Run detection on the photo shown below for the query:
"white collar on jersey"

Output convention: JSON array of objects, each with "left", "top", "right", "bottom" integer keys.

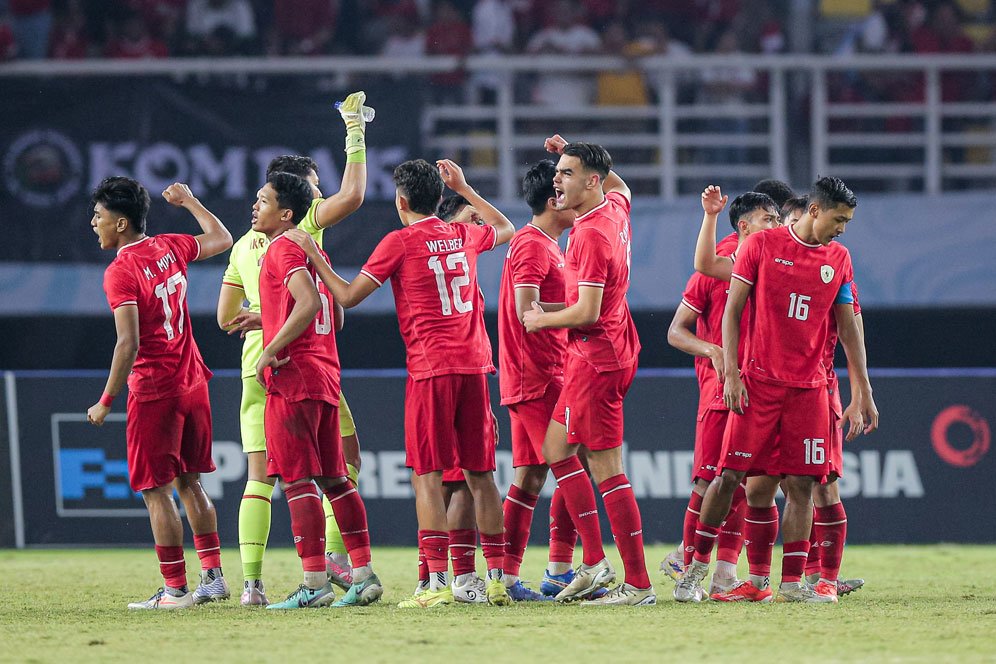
[
  {"left": 117, "top": 236, "right": 151, "bottom": 255},
  {"left": 408, "top": 215, "right": 441, "bottom": 227},
  {"left": 788, "top": 223, "right": 821, "bottom": 248},
  {"left": 573, "top": 196, "right": 609, "bottom": 223},
  {"left": 527, "top": 223, "right": 558, "bottom": 244}
]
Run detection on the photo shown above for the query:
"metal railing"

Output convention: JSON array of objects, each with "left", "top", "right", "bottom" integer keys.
[{"left": 3, "top": 54, "right": 994, "bottom": 199}]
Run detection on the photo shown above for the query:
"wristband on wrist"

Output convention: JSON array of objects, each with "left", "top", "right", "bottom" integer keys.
[{"left": 99, "top": 392, "right": 114, "bottom": 408}]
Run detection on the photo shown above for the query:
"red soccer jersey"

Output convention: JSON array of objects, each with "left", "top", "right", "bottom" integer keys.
[
  {"left": 562, "top": 192, "right": 641, "bottom": 372},
  {"left": 498, "top": 223, "right": 567, "bottom": 405},
  {"left": 258, "top": 235, "right": 340, "bottom": 404},
  {"left": 102, "top": 235, "right": 211, "bottom": 402},
  {"left": 680, "top": 241, "right": 746, "bottom": 415},
  {"left": 731, "top": 224, "right": 854, "bottom": 388},
  {"left": 361, "top": 217, "right": 498, "bottom": 380},
  {"left": 716, "top": 231, "right": 738, "bottom": 255}
]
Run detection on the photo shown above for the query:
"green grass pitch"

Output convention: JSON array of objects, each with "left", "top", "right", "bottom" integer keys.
[{"left": 2, "top": 544, "right": 995, "bottom": 663}]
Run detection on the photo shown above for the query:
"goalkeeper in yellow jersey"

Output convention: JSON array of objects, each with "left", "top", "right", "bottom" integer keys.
[{"left": 217, "top": 92, "right": 370, "bottom": 606}]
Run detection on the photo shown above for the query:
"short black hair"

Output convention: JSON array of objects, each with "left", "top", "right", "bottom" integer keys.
[
  {"left": 752, "top": 178, "right": 795, "bottom": 209},
  {"left": 266, "top": 155, "right": 319, "bottom": 179},
  {"left": 394, "top": 159, "right": 443, "bottom": 216},
  {"left": 437, "top": 194, "right": 469, "bottom": 222},
  {"left": 728, "top": 191, "right": 777, "bottom": 232},
  {"left": 522, "top": 159, "right": 557, "bottom": 216},
  {"left": 562, "top": 142, "right": 612, "bottom": 180},
  {"left": 267, "top": 171, "right": 313, "bottom": 224},
  {"left": 91, "top": 176, "right": 150, "bottom": 234},
  {"left": 809, "top": 176, "right": 857, "bottom": 211},
  {"left": 781, "top": 194, "right": 809, "bottom": 219}
]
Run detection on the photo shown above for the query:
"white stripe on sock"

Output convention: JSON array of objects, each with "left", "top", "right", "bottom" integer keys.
[
  {"left": 506, "top": 496, "right": 535, "bottom": 510},
  {"left": 813, "top": 519, "right": 847, "bottom": 526},
  {"left": 601, "top": 483, "right": 632, "bottom": 499},
  {"left": 287, "top": 492, "right": 321, "bottom": 503},
  {"left": 694, "top": 530, "right": 719, "bottom": 538},
  {"left": 558, "top": 468, "right": 585, "bottom": 482},
  {"left": 329, "top": 488, "right": 358, "bottom": 502}
]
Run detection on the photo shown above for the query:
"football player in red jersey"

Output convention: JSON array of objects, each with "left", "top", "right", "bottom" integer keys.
[
  {"left": 522, "top": 136, "right": 654, "bottom": 606},
  {"left": 676, "top": 176, "right": 879, "bottom": 603},
  {"left": 660, "top": 189, "right": 778, "bottom": 594},
  {"left": 290, "top": 158, "right": 515, "bottom": 608},
  {"left": 87, "top": 177, "right": 233, "bottom": 609},
  {"left": 253, "top": 171, "right": 381, "bottom": 610}
]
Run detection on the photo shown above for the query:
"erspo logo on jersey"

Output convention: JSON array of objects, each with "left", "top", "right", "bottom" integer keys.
[{"left": 2, "top": 129, "right": 408, "bottom": 208}]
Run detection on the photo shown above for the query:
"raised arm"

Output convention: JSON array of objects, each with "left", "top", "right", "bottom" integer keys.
[
  {"left": 836, "top": 303, "right": 878, "bottom": 440},
  {"left": 284, "top": 229, "right": 379, "bottom": 309},
  {"left": 721, "top": 278, "right": 751, "bottom": 414},
  {"left": 87, "top": 305, "right": 139, "bottom": 427},
  {"left": 668, "top": 303, "right": 724, "bottom": 380},
  {"left": 437, "top": 159, "right": 515, "bottom": 246},
  {"left": 162, "top": 183, "right": 233, "bottom": 260},
  {"left": 313, "top": 91, "right": 369, "bottom": 228},
  {"left": 694, "top": 185, "right": 733, "bottom": 281},
  {"left": 544, "top": 133, "right": 629, "bottom": 202}
]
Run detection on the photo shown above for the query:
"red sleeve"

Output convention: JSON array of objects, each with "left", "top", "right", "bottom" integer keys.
[
  {"left": 572, "top": 227, "right": 612, "bottom": 288},
  {"left": 466, "top": 223, "right": 498, "bottom": 255},
  {"left": 103, "top": 263, "right": 138, "bottom": 311},
  {"left": 730, "top": 230, "right": 763, "bottom": 287},
  {"left": 680, "top": 272, "right": 710, "bottom": 314},
  {"left": 360, "top": 231, "right": 405, "bottom": 286},
  {"left": 161, "top": 233, "right": 201, "bottom": 264},
  {"left": 851, "top": 281, "right": 861, "bottom": 316},
  {"left": 840, "top": 248, "right": 854, "bottom": 285},
  {"left": 509, "top": 236, "right": 547, "bottom": 289},
  {"left": 270, "top": 240, "right": 309, "bottom": 288},
  {"left": 606, "top": 191, "right": 631, "bottom": 215}
]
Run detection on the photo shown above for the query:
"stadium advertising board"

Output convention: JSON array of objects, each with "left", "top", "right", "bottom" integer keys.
[{"left": 1, "top": 370, "right": 993, "bottom": 547}]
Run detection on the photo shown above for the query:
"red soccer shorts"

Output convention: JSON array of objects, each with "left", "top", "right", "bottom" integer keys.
[
  {"left": 552, "top": 354, "right": 637, "bottom": 451},
  {"left": 405, "top": 373, "right": 496, "bottom": 476},
  {"left": 265, "top": 394, "right": 346, "bottom": 483},
  {"left": 442, "top": 467, "right": 465, "bottom": 484},
  {"left": 508, "top": 377, "right": 563, "bottom": 467},
  {"left": 692, "top": 408, "right": 730, "bottom": 483},
  {"left": 719, "top": 374, "right": 830, "bottom": 478},
  {"left": 126, "top": 381, "right": 214, "bottom": 492},
  {"left": 828, "top": 384, "right": 844, "bottom": 478}
]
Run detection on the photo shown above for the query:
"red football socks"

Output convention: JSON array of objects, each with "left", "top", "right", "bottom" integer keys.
[
  {"left": 745, "top": 505, "right": 779, "bottom": 579},
  {"left": 449, "top": 529, "right": 477, "bottom": 576},
  {"left": 814, "top": 502, "right": 848, "bottom": 582},
  {"left": 805, "top": 506, "right": 822, "bottom": 577},
  {"left": 419, "top": 530, "right": 449, "bottom": 574},
  {"left": 548, "top": 486, "right": 577, "bottom": 564},
  {"left": 550, "top": 456, "right": 604, "bottom": 565},
  {"left": 480, "top": 531, "right": 506, "bottom": 576},
  {"left": 323, "top": 480, "right": 371, "bottom": 568},
  {"left": 193, "top": 532, "right": 221, "bottom": 570},
  {"left": 781, "top": 540, "right": 811, "bottom": 583},
  {"left": 692, "top": 521, "right": 720, "bottom": 565},
  {"left": 717, "top": 484, "right": 746, "bottom": 566},
  {"left": 503, "top": 485, "right": 538, "bottom": 577},
  {"left": 599, "top": 474, "right": 651, "bottom": 588},
  {"left": 284, "top": 483, "right": 326, "bottom": 572},
  {"left": 682, "top": 491, "right": 704, "bottom": 566},
  {"left": 155, "top": 544, "right": 187, "bottom": 589}
]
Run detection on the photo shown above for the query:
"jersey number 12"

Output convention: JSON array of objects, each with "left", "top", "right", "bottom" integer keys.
[{"left": 428, "top": 252, "right": 473, "bottom": 316}]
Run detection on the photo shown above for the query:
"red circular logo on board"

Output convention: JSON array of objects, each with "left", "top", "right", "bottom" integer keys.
[{"left": 931, "top": 405, "right": 990, "bottom": 468}]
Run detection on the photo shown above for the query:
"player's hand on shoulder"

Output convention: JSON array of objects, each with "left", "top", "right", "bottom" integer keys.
[
  {"left": 162, "top": 183, "right": 195, "bottom": 207},
  {"left": 285, "top": 228, "right": 319, "bottom": 257},
  {"left": 87, "top": 402, "right": 110, "bottom": 427},
  {"left": 544, "top": 134, "right": 568, "bottom": 155},
  {"left": 436, "top": 159, "right": 469, "bottom": 193},
  {"left": 701, "top": 185, "right": 728, "bottom": 215}
]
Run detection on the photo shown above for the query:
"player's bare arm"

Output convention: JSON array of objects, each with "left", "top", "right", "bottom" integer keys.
[
  {"left": 314, "top": 91, "right": 369, "bottom": 229},
  {"left": 694, "top": 185, "right": 733, "bottom": 281},
  {"left": 544, "top": 133, "right": 630, "bottom": 201},
  {"left": 436, "top": 159, "right": 515, "bottom": 245},
  {"left": 836, "top": 302, "right": 879, "bottom": 439},
  {"left": 87, "top": 305, "right": 139, "bottom": 427},
  {"left": 668, "top": 302, "right": 724, "bottom": 380},
  {"left": 522, "top": 285, "right": 602, "bottom": 333},
  {"left": 334, "top": 301, "right": 344, "bottom": 332},
  {"left": 284, "top": 228, "right": 378, "bottom": 308},
  {"left": 217, "top": 283, "right": 247, "bottom": 331},
  {"left": 721, "top": 278, "right": 751, "bottom": 414},
  {"left": 162, "top": 182, "right": 233, "bottom": 259},
  {"left": 255, "top": 270, "right": 321, "bottom": 387}
]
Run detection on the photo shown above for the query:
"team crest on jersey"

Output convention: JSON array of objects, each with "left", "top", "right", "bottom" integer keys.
[{"left": 820, "top": 265, "right": 834, "bottom": 283}]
